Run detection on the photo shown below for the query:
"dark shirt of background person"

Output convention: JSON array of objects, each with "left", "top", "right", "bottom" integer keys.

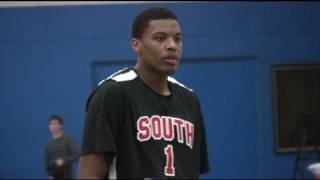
[{"left": 44, "top": 115, "right": 79, "bottom": 179}]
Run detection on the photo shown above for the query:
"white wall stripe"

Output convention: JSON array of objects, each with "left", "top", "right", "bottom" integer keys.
[{"left": 0, "top": 1, "right": 190, "bottom": 8}]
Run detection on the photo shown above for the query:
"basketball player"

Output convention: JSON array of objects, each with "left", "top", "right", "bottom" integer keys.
[{"left": 78, "top": 7, "right": 209, "bottom": 179}]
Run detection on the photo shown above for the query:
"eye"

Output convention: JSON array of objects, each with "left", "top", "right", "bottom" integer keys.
[
  {"left": 155, "top": 36, "right": 165, "bottom": 42},
  {"left": 175, "top": 36, "right": 182, "bottom": 42}
]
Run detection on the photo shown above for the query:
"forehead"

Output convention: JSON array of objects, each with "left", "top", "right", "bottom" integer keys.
[
  {"left": 49, "top": 119, "right": 61, "bottom": 124},
  {"left": 144, "top": 19, "right": 181, "bottom": 35}
]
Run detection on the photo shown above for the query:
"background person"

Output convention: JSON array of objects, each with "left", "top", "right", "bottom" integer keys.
[{"left": 44, "top": 115, "right": 79, "bottom": 179}]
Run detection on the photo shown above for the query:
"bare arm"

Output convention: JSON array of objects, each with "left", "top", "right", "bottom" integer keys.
[{"left": 78, "top": 154, "right": 107, "bottom": 179}]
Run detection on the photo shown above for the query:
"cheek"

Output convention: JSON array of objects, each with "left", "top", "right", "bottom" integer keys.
[
  {"left": 178, "top": 42, "right": 182, "bottom": 51},
  {"left": 50, "top": 125, "right": 59, "bottom": 130},
  {"left": 142, "top": 43, "right": 163, "bottom": 58}
]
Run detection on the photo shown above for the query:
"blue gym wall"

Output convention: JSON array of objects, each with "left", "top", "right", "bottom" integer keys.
[{"left": 1, "top": 2, "right": 320, "bottom": 178}]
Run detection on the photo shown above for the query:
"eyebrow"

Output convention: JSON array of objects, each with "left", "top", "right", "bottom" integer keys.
[{"left": 153, "top": 31, "right": 182, "bottom": 36}]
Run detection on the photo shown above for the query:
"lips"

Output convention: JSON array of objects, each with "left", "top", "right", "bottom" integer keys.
[{"left": 163, "top": 55, "right": 179, "bottom": 65}]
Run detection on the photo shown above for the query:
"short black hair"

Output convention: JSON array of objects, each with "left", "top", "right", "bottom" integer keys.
[
  {"left": 48, "top": 115, "right": 64, "bottom": 125},
  {"left": 132, "top": 7, "right": 178, "bottom": 39}
]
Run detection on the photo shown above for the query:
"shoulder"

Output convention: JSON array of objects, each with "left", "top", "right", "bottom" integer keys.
[
  {"left": 98, "top": 67, "right": 138, "bottom": 85},
  {"left": 168, "top": 76, "right": 201, "bottom": 103},
  {"left": 96, "top": 68, "right": 137, "bottom": 95},
  {"left": 62, "top": 134, "right": 74, "bottom": 141},
  {"left": 86, "top": 68, "right": 135, "bottom": 110},
  {"left": 168, "top": 76, "right": 193, "bottom": 92},
  {"left": 46, "top": 139, "right": 54, "bottom": 147},
  {"left": 168, "top": 76, "right": 194, "bottom": 95}
]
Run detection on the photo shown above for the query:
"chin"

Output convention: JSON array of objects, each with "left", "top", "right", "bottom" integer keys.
[{"left": 161, "top": 66, "right": 178, "bottom": 76}]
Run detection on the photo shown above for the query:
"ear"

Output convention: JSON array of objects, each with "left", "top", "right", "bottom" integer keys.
[{"left": 131, "top": 38, "right": 141, "bottom": 55}]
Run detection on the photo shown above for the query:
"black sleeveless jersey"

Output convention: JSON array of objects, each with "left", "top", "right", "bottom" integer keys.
[{"left": 81, "top": 68, "right": 209, "bottom": 179}]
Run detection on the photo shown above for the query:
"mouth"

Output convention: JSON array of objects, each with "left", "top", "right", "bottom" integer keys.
[{"left": 163, "top": 55, "right": 179, "bottom": 66}]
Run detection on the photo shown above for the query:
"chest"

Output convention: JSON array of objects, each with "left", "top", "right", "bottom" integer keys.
[
  {"left": 47, "top": 139, "right": 69, "bottom": 155},
  {"left": 122, "top": 85, "right": 199, "bottom": 148}
]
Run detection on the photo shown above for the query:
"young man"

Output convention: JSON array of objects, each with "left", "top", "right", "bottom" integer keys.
[
  {"left": 44, "top": 115, "right": 79, "bottom": 179},
  {"left": 79, "top": 7, "right": 209, "bottom": 179}
]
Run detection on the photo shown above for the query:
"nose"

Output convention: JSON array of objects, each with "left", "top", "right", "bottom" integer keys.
[{"left": 166, "top": 38, "right": 178, "bottom": 51}]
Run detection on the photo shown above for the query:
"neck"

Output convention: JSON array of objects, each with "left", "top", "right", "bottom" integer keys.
[
  {"left": 52, "top": 131, "right": 63, "bottom": 139},
  {"left": 134, "top": 63, "right": 171, "bottom": 96}
]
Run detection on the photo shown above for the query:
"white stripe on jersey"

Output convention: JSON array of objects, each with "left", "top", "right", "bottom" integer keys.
[
  {"left": 110, "top": 70, "right": 137, "bottom": 82},
  {"left": 98, "top": 68, "right": 137, "bottom": 85},
  {"left": 108, "top": 156, "right": 117, "bottom": 179},
  {"left": 98, "top": 68, "right": 192, "bottom": 92},
  {"left": 98, "top": 67, "right": 128, "bottom": 86},
  {"left": 168, "top": 76, "right": 193, "bottom": 92}
]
